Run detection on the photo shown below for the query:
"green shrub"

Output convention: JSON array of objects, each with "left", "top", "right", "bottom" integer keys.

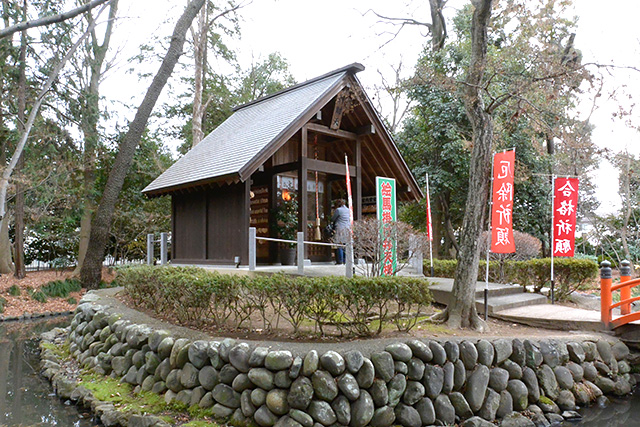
[
  {"left": 0, "top": 296, "right": 5, "bottom": 313},
  {"left": 427, "top": 257, "right": 598, "bottom": 301},
  {"left": 117, "top": 266, "right": 433, "bottom": 338},
  {"left": 31, "top": 291, "right": 47, "bottom": 303},
  {"left": 7, "top": 285, "right": 20, "bottom": 296},
  {"left": 41, "top": 279, "right": 82, "bottom": 298}
]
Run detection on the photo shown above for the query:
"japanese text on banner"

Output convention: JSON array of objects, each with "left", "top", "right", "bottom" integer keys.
[
  {"left": 553, "top": 177, "right": 579, "bottom": 257},
  {"left": 376, "top": 177, "right": 397, "bottom": 276},
  {"left": 490, "top": 150, "right": 516, "bottom": 253}
]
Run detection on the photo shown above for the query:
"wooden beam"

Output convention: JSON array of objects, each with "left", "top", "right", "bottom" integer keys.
[
  {"left": 299, "top": 126, "right": 308, "bottom": 258},
  {"left": 356, "top": 124, "right": 375, "bottom": 135},
  {"left": 355, "top": 139, "right": 362, "bottom": 220},
  {"left": 307, "top": 158, "right": 356, "bottom": 176},
  {"left": 330, "top": 90, "right": 349, "bottom": 130},
  {"left": 306, "top": 122, "right": 357, "bottom": 140}
]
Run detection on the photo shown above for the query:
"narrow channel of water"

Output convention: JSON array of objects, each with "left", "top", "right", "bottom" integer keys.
[{"left": 0, "top": 317, "right": 95, "bottom": 427}]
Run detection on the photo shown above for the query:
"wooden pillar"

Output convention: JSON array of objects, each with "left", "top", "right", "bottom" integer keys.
[
  {"left": 241, "top": 179, "right": 251, "bottom": 264},
  {"left": 299, "top": 127, "right": 308, "bottom": 258},
  {"left": 355, "top": 138, "right": 362, "bottom": 221}
]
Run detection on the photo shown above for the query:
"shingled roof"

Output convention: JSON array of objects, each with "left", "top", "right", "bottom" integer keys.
[
  {"left": 143, "top": 63, "right": 422, "bottom": 200},
  {"left": 143, "top": 64, "right": 364, "bottom": 196}
]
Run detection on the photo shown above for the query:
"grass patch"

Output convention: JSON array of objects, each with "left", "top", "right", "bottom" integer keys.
[
  {"left": 40, "top": 341, "right": 71, "bottom": 359},
  {"left": 80, "top": 373, "right": 166, "bottom": 415},
  {"left": 8, "top": 285, "right": 20, "bottom": 296},
  {"left": 30, "top": 290, "right": 47, "bottom": 303},
  {"left": 67, "top": 297, "right": 77, "bottom": 305},
  {"left": 0, "top": 296, "right": 5, "bottom": 313},
  {"left": 41, "top": 279, "right": 82, "bottom": 298},
  {"left": 182, "top": 420, "right": 221, "bottom": 427}
]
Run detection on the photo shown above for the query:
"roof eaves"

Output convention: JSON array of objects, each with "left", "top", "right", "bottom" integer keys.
[
  {"left": 232, "top": 62, "right": 365, "bottom": 113},
  {"left": 237, "top": 73, "right": 350, "bottom": 181}
]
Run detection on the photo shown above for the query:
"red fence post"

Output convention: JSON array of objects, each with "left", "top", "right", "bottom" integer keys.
[
  {"left": 600, "top": 260, "right": 612, "bottom": 328},
  {"left": 620, "top": 260, "right": 632, "bottom": 315}
]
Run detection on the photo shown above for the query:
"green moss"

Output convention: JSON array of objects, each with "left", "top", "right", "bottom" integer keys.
[
  {"left": 538, "top": 395, "right": 554, "bottom": 405},
  {"left": 80, "top": 373, "right": 166, "bottom": 415},
  {"left": 40, "top": 341, "right": 71, "bottom": 359},
  {"left": 182, "top": 420, "right": 221, "bottom": 427}
]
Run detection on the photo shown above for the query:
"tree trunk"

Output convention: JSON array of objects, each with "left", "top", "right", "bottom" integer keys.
[
  {"left": 0, "top": 216, "right": 14, "bottom": 274},
  {"left": 14, "top": 0, "right": 27, "bottom": 279},
  {"left": 434, "top": 0, "right": 493, "bottom": 331},
  {"left": 191, "top": 5, "right": 206, "bottom": 147},
  {"left": 80, "top": 0, "right": 207, "bottom": 289},
  {"left": 620, "top": 154, "right": 632, "bottom": 262},
  {"left": 73, "top": 0, "right": 118, "bottom": 276}
]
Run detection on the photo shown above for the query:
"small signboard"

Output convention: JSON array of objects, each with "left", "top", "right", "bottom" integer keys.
[{"left": 376, "top": 176, "right": 397, "bottom": 276}]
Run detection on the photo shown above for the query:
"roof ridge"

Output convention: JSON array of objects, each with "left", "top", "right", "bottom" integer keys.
[{"left": 232, "top": 62, "right": 365, "bottom": 112}]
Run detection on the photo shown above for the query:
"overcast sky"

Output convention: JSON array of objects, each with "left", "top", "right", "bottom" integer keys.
[{"left": 104, "top": 0, "right": 640, "bottom": 214}]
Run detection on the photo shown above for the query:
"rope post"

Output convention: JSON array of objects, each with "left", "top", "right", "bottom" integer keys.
[
  {"left": 345, "top": 244, "right": 353, "bottom": 278},
  {"left": 620, "top": 260, "right": 632, "bottom": 315},
  {"left": 249, "top": 227, "right": 257, "bottom": 271},
  {"left": 146, "top": 234, "right": 154, "bottom": 265},
  {"left": 600, "top": 260, "right": 612, "bottom": 329},
  {"left": 160, "top": 232, "right": 168, "bottom": 265},
  {"left": 297, "top": 232, "right": 305, "bottom": 275}
]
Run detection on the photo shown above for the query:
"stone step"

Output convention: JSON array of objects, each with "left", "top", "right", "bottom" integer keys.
[
  {"left": 477, "top": 293, "right": 549, "bottom": 315},
  {"left": 428, "top": 277, "right": 526, "bottom": 307}
]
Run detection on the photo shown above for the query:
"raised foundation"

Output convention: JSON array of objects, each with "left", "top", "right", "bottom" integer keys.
[{"left": 40, "top": 299, "right": 638, "bottom": 427}]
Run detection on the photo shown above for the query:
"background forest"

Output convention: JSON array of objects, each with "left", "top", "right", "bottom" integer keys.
[{"left": 0, "top": 0, "right": 637, "bottom": 284}]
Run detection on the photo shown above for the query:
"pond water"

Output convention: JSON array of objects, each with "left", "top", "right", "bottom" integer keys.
[
  {"left": 1, "top": 316, "right": 640, "bottom": 426},
  {"left": 0, "top": 316, "right": 95, "bottom": 427},
  {"left": 567, "top": 386, "right": 640, "bottom": 426}
]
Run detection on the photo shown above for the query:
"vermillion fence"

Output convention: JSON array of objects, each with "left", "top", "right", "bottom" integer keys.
[{"left": 600, "top": 260, "right": 640, "bottom": 329}]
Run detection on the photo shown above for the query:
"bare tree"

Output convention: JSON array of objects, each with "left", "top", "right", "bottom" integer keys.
[
  {"left": 372, "top": 60, "right": 413, "bottom": 134},
  {"left": 74, "top": 0, "right": 119, "bottom": 275},
  {"left": 80, "top": 0, "right": 207, "bottom": 288},
  {"left": 0, "top": 0, "right": 111, "bottom": 39},
  {"left": 432, "top": 0, "right": 493, "bottom": 330},
  {"left": 190, "top": 1, "right": 242, "bottom": 147}
]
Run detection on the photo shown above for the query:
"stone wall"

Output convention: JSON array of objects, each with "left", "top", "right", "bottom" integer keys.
[{"left": 43, "top": 302, "right": 637, "bottom": 427}]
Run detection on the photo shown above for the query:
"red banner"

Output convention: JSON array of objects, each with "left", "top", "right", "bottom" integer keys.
[
  {"left": 553, "top": 177, "right": 579, "bottom": 257},
  {"left": 426, "top": 174, "right": 433, "bottom": 242},
  {"left": 490, "top": 150, "right": 516, "bottom": 253}
]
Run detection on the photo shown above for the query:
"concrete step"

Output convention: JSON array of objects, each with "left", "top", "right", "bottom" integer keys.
[
  {"left": 477, "top": 292, "right": 549, "bottom": 315},
  {"left": 428, "top": 277, "right": 526, "bottom": 307}
]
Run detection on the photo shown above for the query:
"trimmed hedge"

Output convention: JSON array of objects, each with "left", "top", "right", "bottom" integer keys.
[
  {"left": 116, "top": 266, "right": 432, "bottom": 338},
  {"left": 428, "top": 257, "right": 598, "bottom": 301}
]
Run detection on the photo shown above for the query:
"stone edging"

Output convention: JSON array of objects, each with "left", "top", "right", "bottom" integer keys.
[
  {"left": 41, "top": 300, "right": 639, "bottom": 427},
  {"left": 1, "top": 309, "right": 74, "bottom": 322}
]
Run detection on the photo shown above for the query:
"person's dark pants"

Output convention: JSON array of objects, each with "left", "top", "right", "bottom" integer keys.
[{"left": 335, "top": 247, "right": 345, "bottom": 264}]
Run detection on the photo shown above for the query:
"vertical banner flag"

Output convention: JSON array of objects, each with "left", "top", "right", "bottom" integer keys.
[
  {"left": 345, "top": 155, "right": 354, "bottom": 227},
  {"left": 490, "top": 150, "right": 516, "bottom": 253},
  {"left": 426, "top": 174, "right": 433, "bottom": 242},
  {"left": 553, "top": 177, "right": 579, "bottom": 257},
  {"left": 376, "top": 177, "right": 397, "bottom": 276}
]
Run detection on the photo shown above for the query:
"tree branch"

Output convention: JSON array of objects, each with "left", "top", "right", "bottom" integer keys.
[{"left": 0, "top": 0, "right": 112, "bottom": 39}]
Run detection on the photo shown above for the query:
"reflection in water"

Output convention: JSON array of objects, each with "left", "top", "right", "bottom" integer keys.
[
  {"left": 0, "top": 317, "right": 95, "bottom": 427},
  {"left": 565, "top": 387, "right": 640, "bottom": 426}
]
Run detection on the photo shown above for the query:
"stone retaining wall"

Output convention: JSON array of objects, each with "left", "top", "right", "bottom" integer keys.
[{"left": 42, "top": 302, "right": 638, "bottom": 427}]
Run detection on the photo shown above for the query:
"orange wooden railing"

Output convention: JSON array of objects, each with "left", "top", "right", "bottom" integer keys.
[{"left": 601, "top": 260, "right": 640, "bottom": 329}]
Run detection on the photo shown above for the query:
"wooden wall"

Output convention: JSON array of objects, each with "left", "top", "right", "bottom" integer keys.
[{"left": 172, "top": 182, "right": 249, "bottom": 265}]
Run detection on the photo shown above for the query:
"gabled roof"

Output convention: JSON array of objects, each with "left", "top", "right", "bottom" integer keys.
[{"left": 143, "top": 64, "right": 363, "bottom": 196}]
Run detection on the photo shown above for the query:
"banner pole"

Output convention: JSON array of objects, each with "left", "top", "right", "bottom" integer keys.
[
  {"left": 485, "top": 153, "right": 496, "bottom": 321},
  {"left": 426, "top": 173, "right": 434, "bottom": 277},
  {"left": 550, "top": 174, "right": 556, "bottom": 304}
]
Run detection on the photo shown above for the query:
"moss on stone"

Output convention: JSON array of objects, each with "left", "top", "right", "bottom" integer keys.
[
  {"left": 538, "top": 395, "right": 554, "bottom": 405},
  {"left": 41, "top": 341, "right": 71, "bottom": 359},
  {"left": 80, "top": 373, "right": 166, "bottom": 415}
]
